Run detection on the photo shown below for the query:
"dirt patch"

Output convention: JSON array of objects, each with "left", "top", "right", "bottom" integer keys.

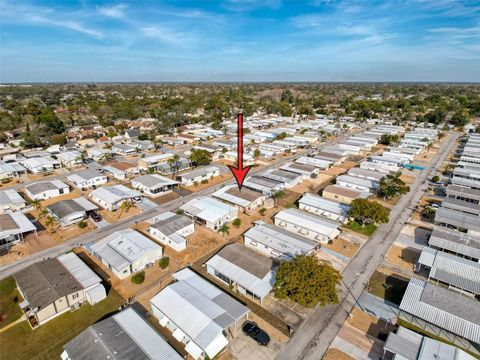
[
  {"left": 323, "top": 348, "right": 355, "bottom": 360},
  {"left": 275, "top": 189, "right": 302, "bottom": 208},
  {"left": 149, "top": 191, "right": 181, "bottom": 205},
  {"left": 323, "top": 166, "right": 348, "bottom": 177},
  {"left": 339, "top": 160, "right": 358, "bottom": 170},
  {"left": 99, "top": 205, "right": 142, "bottom": 223},
  {"left": 347, "top": 308, "right": 395, "bottom": 338},
  {"left": 324, "top": 237, "right": 359, "bottom": 258},
  {"left": 386, "top": 245, "right": 420, "bottom": 271},
  {"left": 400, "top": 174, "right": 416, "bottom": 184},
  {"left": 288, "top": 174, "right": 333, "bottom": 194}
]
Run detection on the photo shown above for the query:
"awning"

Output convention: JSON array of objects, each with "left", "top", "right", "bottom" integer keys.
[{"left": 185, "top": 341, "right": 203, "bottom": 360}]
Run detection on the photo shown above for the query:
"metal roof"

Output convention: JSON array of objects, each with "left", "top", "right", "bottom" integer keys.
[
  {"left": 212, "top": 185, "right": 264, "bottom": 208},
  {"left": 0, "top": 189, "right": 25, "bottom": 206},
  {"left": 90, "top": 229, "right": 162, "bottom": 271},
  {"left": 47, "top": 197, "right": 98, "bottom": 218},
  {"left": 244, "top": 221, "right": 317, "bottom": 258},
  {"left": 206, "top": 244, "right": 274, "bottom": 298},
  {"left": 0, "top": 212, "right": 36, "bottom": 240},
  {"left": 68, "top": 169, "right": 104, "bottom": 182},
  {"left": 434, "top": 207, "right": 480, "bottom": 232},
  {"left": 151, "top": 268, "right": 249, "bottom": 350},
  {"left": 25, "top": 180, "right": 69, "bottom": 196},
  {"left": 90, "top": 185, "right": 141, "bottom": 204},
  {"left": 446, "top": 185, "right": 480, "bottom": 202},
  {"left": 399, "top": 278, "right": 480, "bottom": 344},
  {"left": 132, "top": 174, "right": 178, "bottom": 189},
  {"left": 180, "top": 197, "right": 237, "bottom": 223},
  {"left": 441, "top": 197, "right": 480, "bottom": 215},
  {"left": 57, "top": 252, "right": 102, "bottom": 289},
  {"left": 295, "top": 156, "right": 332, "bottom": 169},
  {"left": 150, "top": 212, "right": 193, "bottom": 236},
  {"left": 429, "top": 226, "right": 480, "bottom": 260},
  {"left": 336, "top": 174, "right": 378, "bottom": 189},
  {"left": 418, "top": 248, "right": 480, "bottom": 295},
  {"left": 347, "top": 168, "right": 384, "bottom": 181},
  {"left": 298, "top": 193, "right": 349, "bottom": 217},
  {"left": 274, "top": 208, "right": 341, "bottom": 238},
  {"left": 178, "top": 166, "right": 219, "bottom": 181}
]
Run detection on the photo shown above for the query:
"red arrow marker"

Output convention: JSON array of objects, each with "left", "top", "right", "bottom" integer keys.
[{"left": 228, "top": 113, "right": 252, "bottom": 190}]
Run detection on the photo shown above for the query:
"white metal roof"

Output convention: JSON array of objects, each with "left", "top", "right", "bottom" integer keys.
[
  {"left": 57, "top": 252, "right": 102, "bottom": 289},
  {"left": 0, "top": 189, "right": 25, "bottom": 206},
  {"left": 113, "top": 308, "right": 183, "bottom": 360},
  {"left": 90, "top": 229, "right": 162, "bottom": 271},
  {"left": 417, "top": 248, "right": 480, "bottom": 295},
  {"left": 180, "top": 197, "right": 236, "bottom": 223},
  {"left": 399, "top": 278, "right": 480, "bottom": 344},
  {"left": 299, "top": 193, "right": 349, "bottom": 217},
  {"left": 295, "top": 156, "right": 331, "bottom": 169},
  {"left": 90, "top": 185, "right": 141, "bottom": 204},
  {"left": 151, "top": 268, "right": 248, "bottom": 350},
  {"left": 0, "top": 212, "right": 36, "bottom": 239},
  {"left": 244, "top": 221, "right": 317, "bottom": 258},
  {"left": 274, "top": 208, "right": 341, "bottom": 238}
]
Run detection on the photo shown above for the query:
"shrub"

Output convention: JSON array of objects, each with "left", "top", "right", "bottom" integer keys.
[
  {"left": 201, "top": 179, "right": 208, "bottom": 184},
  {"left": 77, "top": 221, "right": 88, "bottom": 229},
  {"left": 159, "top": 257, "right": 170, "bottom": 269},
  {"left": 131, "top": 271, "right": 145, "bottom": 285},
  {"left": 432, "top": 175, "right": 440, "bottom": 183},
  {"left": 259, "top": 208, "right": 266, "bottom": 215},
  {"left": 232, "top": 218, "right": 241, "bottom": 228}
]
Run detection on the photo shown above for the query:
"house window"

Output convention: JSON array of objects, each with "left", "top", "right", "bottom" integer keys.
[{"left": 72, "top": 293, "right": 79, "bottom": 299}]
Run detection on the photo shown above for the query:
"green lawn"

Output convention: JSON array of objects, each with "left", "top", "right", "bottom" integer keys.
[
  {"left": 367, "top": 271, "right": 409, "bottom": 305},
  {"left": 0, "top": 289, "right": 124, "bottom": 360},
  {"left": 344, "top": 221, "right": 377, "bottom": 237},
  {"left": 0, "top": 277, "right": 24, "bottom": 329}
]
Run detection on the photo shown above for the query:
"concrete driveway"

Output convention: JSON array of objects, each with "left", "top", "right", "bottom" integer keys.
[
  {"left": 229, "top": 332, "right": 283, "bottom": 360},
  {"left": 137, "top": 198, "right": 158, "bottom": 211},
  {"left": 90, "top": 217, "right": 110, "bottom": 228}
]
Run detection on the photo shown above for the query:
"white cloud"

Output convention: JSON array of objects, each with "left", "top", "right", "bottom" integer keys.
[
  {"left": 97, "top": 4, "right": 127, "bottom": 19},
  {"left": 141, "top": 25, "right": 191, "bottom": 45}
]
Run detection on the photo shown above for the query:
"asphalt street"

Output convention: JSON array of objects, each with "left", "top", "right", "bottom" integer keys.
[{"left": 275, "top": 132, "right": 459, "bottom": 360}]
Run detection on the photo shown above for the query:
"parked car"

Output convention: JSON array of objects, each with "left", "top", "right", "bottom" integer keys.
[
  {"left": 90, "top": 212, "right": 102, "bottom": 222},
  {"left": 242, "top": 321, "right": 270, "bottom": 346}
]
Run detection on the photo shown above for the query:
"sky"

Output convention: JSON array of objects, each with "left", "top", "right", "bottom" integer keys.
[{"left": 1, "top": 0, "right": 479, "bottom": 83}]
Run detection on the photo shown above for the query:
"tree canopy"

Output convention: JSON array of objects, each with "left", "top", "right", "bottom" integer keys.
[
  {"left": 378, "top": 133, "right": 400, "bottom": 145},
  {"left": 349, "top": 198, "right": 389, "bottom": 225},
  {"left": 378, "top": 173, "right": 410, "bottom": 199},
  {"left": 189, "top": 149, "right": 212, "bottom": 166},
  {"left": 273, "top": 255, "right": 342, "bottom": 307}
]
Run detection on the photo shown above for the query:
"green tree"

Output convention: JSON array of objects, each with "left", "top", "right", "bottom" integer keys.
[
  {"left": 253, "top": 149, "right": 261, "bottom": 158},
  {"left": 273, "top": 255, "right": 342, "bottom": 307},
  {"left": 271, "top": 190, "right": 285, "bottom": 206},
  {"left": 118, "top": 201, "right": 134, "bottom": 218},
  {"left": 131, "top": 271, "right": 145, "bottom": 285},
  {"left": 218, "top": 224, "right": 230, "bottom": 237},
  {"left": 276, "top": 132, "right": 287, "bottom": 140},
  {"left": 159, "top": 257, "right": 170, "bottom": 269},
  {"left": 378, "top": 134, "right": 399, "bottom": 146},
  {"left": 349, "top": 198, "right": 389, "bottom": 225},
  {"left": 189, "top": 149, "right": 212, "bottom": 166},
  {"left": 232, "top": 218, "right": 241, "bottom": 228},
  {"left": 432, "top": 175, "right": 440, "bottom": 183},
  {"left": 378, "top": 173, "right": 410, "bottom": 199}
]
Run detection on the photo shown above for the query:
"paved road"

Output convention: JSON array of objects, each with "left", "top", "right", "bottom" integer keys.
[
  {"left": 0, "top": 133, "right": 352, "bottom": 280},
  {"left": 275, "top": 132, "right": 459, "bottom": 360}
]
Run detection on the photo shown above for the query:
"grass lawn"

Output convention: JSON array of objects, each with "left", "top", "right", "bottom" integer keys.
[
  {"left": 367, "top": 271, "right": 409, "bottom": 305},
  {"left": 0, "top": 289, "right": 124, "bottom": 360},
  {"left": 344, "top": 221, "right": 377, "bottom": 237},
  {"left": 0, "top": 277, "right": 24, "bottom": 329}
]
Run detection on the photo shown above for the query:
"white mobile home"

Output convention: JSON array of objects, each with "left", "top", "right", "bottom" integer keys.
[
  {"left": 274, "top": 208, "right": 341, "bottom": 244},
  {"left": 148, "top": 212, "right": 194, "bottom": 251},
  {"left": 180, "top": 197, "right": 238, "bottom": 230},
  {"left": 298, "top": 193, "right": 350, "bottom": 223},
  {"left": 89, "top": 229, "right": 163, "bottom": 279},
  {"left": 24, "top": 180, "right": 70, "bottom": 201}
]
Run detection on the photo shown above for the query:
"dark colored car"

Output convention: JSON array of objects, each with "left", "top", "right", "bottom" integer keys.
[
  {"left": 242, "top": 321, "right": 270, "bottom": 346},
  {"left": 90, "top": 212, "right": 102, "bottom": 222}
]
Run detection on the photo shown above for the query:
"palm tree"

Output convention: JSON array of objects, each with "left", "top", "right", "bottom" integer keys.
[
  {"left": 31, "top": 199, "right": 41, "bottom": 210},
  {"left": 218, "top": 224, "right": 230, "bottom": 238},
  {"left": 45, "top": 215, "right": 58, "bottom": 232},
  {"left": 167, "top": 154, "right": 181, "bottom": 178},
  {"left": 118, "top": 201, "right": 134, "bottom": 218},
  {"left": 39, "top": 208, "right": 49, "bottom": 219},
  {"left": 271, "top": 190, "right": 286, "bottom": 206}
]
